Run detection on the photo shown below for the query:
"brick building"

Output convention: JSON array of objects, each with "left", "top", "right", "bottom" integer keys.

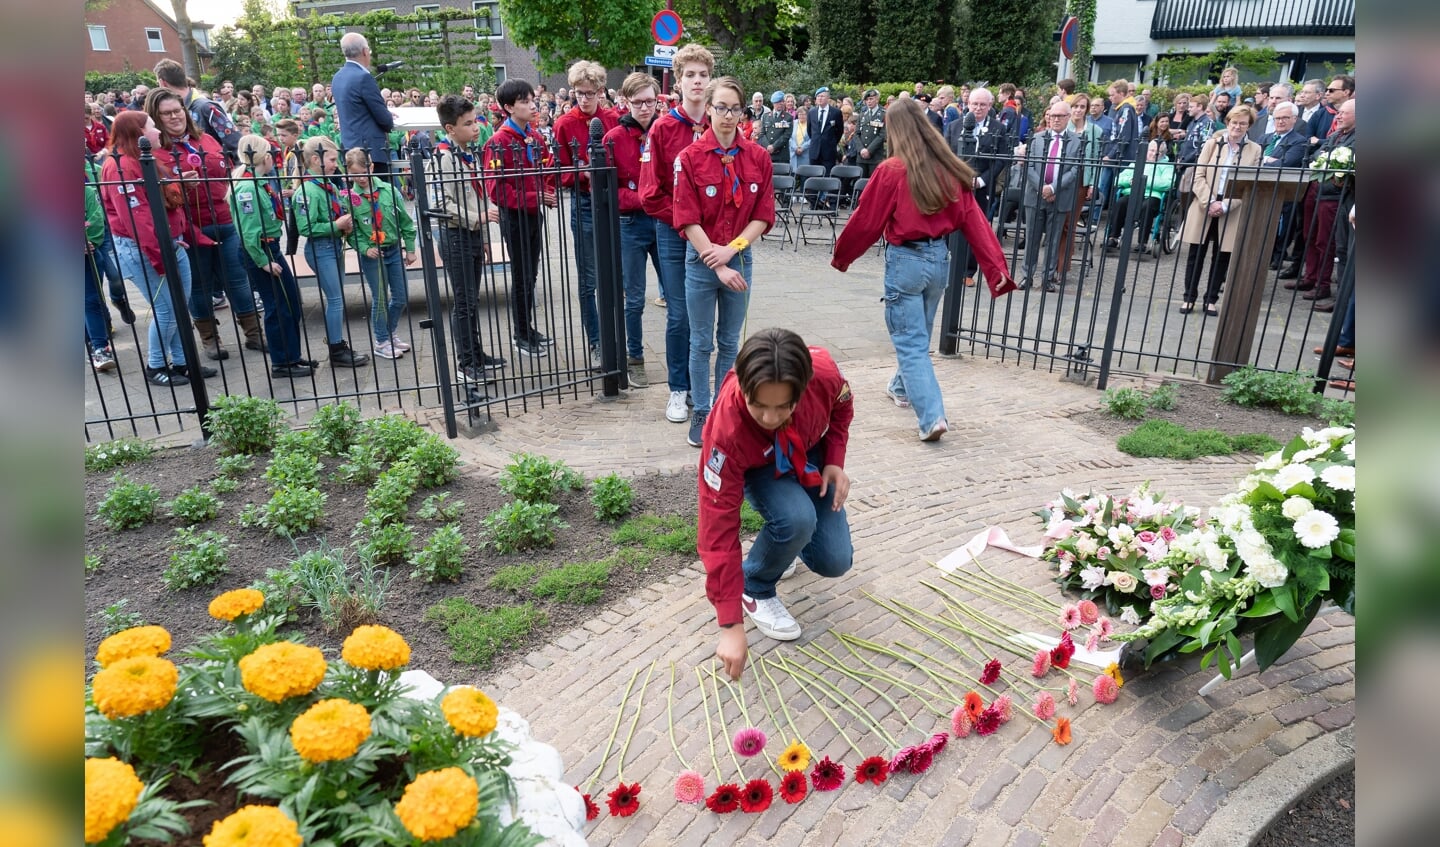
[{"left": 85, "top": 0, "right": 215, "bottom": 75}]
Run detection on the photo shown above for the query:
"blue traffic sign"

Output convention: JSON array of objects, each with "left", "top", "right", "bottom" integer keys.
[
  {"left": 1061, "top": 16, "right": 1079, "bottom": 59},
  {"left": 651, "top": 10, "right": 683, "bottom": 47},
  {"left": 644, "top": 55, "right": 673, "bottom": 68}
]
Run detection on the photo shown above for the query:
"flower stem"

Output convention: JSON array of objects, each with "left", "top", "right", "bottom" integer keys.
[
  {"left": 798, "top": 642, "right": 924, "bottom": 735},
  {"left": 696, "top": 666, "right": 722, "bottom": 779},
  {"left": 831, "top": 636, "right": 949, "bottom": 717},
  {"left": 708, "top": 665, "right": 746, "bottom": 783},
  {"left": 773, "top": 653, "right": 870, "bottom": 759},
  {"left": 615, "top": 661, "right": 656, "bottom": 784},
  {"left": 778, "top": 651, "right": 900, "bottom": 750},
  {"left": 839, "top": 633, "right": 963, "bottom": 706},
  {"left": 748, "top": 666, "right": 785, "bottom": 777},
  {"left": 584, "top": 664, "right": 642, "bottom": 792},
  {"left": 755, "top": 654, "right": 805, "bottom": 747},
  {"left": 666, "top": 662, "right": 689, "bottom": 771}
]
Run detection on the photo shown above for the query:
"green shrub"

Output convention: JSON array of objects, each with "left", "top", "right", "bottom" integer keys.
[
  {"left": 1103, "top": 387, "right": 1148, "bottom": 419},
  {"left": 355, "top": 522, "right": 415, "bottom": 567},
  {"left": 85, "top": 553, "right": 102, "bottom": 576},
  {"left": 499, "top": 453, "right": 584, "bottom": 504},
  {"left": 85, "top": 438, "right": 155, "bottom": 473},
  {"left": 611, "top": 514, "right": 697, "bottom": 555},
  {"left": 405, "top": 434, "right": 461, "bottom": 488},
  {"left": 210, "top": 476, "right": 240, "bottom": 495},
  {"left": 590, "top": 473, "right": 635, "bottom": 522},
  {"left": 612, "top": 547, "right": 657, "bottom": 572},
  {"left": 481, "top": 501, "right": 566, "bottom": 553},
  {"left": 284, "top": 544, "right": 392, "bottom": 632},
  {"left": 410, "top": 524, "right": 469, "bottom": 583},
  {"left": 1116, "top": 420, "right": 1281, "bottom": 460},
  {"left": 1229, "top": 433, "right": 1284, "bottom": 453},
  {"left": 215, "top": 454, "right": 254, "bottom": 479},
  {"left": 417, "top": 493, "right": 466, "bottom": 523},
  {"left": 1148, "top": 383, "right": 1179, "bottom": 411},
  {"left": 1220, "top": 367, "right": 1320, "bottom": 415},
  {"left": 97, "top": 473, "right": 160, "bottom": 531},
  {"left": 167, "top": 485, "right": 223, "bottom": 525},
  {"left": 273, "top": 429, "right": 325, "bottom": 459},
  {"left": 311, "top": 403, "right": 363, "bottom": 455},
  {"left": 206, "top": 395, "right": 285, "bottom": 454},
  {"left": 264, "top": 452, "right": 322, "bottom": 490},
  {"left": 97, "top": 599, "right": 146, "bottom": 636},
  {"left": 423, "top": 598, "right": 546, "bottom": 667},
  {"left": 163, "top": 528, "right": 231, "bottom": 590},
  {"left": 362, "top": 461, "right": 422, "bottom": 527},
  {"left": 533, "top": 560, "right": 613, "bottom": 604},
  {"left": 337, "top": 441, "right": 384, "bottom": 485},
  {"left": 1318, "top": 397, "right": 1355, "bottom": 427},
  {"left": 488, "top": 564, "right": 539, "bottom": 593},
  {"left": 362, "top": 415, "right": 427, "bottom": 463},
  {"left": 240, "top": 485, "right": 326, "bottom": 537},
  {"left": 740, "top": 501, "right": 766, "bottom": 533}
]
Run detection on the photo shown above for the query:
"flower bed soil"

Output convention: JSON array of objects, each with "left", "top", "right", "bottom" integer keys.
[
  {"left": 85, "top": 445, "right": 702, "bottom": 689},
  {"left": 1069, "top": 380, "right": 1329, "bottom": 445}
]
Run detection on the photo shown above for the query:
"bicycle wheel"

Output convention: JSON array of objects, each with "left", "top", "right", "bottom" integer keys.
[{"left": 1162, "top": 196, "right": 1184, "bottom": 255}]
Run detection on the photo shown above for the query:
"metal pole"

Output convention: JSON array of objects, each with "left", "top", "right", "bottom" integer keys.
[
  {"left": 137, "top": 137, "right": 210, "bottom": 438},
  {"left": 1095, "top": 143, "right": 1149, "bottom": 390},
  {"left": 410, "top": 148, "right": 459, "bottom": 437},
  {"left": 938, "top": 231, "right": 968, "bottom": 356},
  {"left": 661, "top": 0, "right": 674, "bottom": 99},
  {"left": 588, "top": 118, "right": 624, "bottom": 397}
]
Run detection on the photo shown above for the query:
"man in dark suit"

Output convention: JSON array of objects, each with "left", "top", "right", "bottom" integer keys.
[
  {"left": 1262, "top": 102, "right": 1308, "bottom": 269},
  {"left": 331, "top": 32, "right": 396, "bottom": 174},
  {"left": 945, "top": 87, "right": 1011, "bottom": 286},
  {"left": 1019, "top": 103, "right": 1083, "bottom": 292},
  {"left": 806, "top": 87, "right": 844, "bottom": 171}
]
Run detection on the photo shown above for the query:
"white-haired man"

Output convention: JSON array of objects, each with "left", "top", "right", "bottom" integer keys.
[{"left": 332, "top": 32, "right": 397, "bottom": 174}]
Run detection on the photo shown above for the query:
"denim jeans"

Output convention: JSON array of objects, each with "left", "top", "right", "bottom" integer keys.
[
  {"left": 303, "top": 236, "right": 348, "bottom": 344},
  {"left": 620, "top": 212, "right": 660, "bottom": 360},
  {"left": 742, "top": 443, "right": 853, "bottom": 600},
  {"left": 882, "top": 240, "right": 949, "bottom": 432},
  {"left": 1091, "top": 165, "right": 1119, "bottom": 223},
  {"left": 84, "top": 249, "right": 111, "bottom": 350},
  {"left": 114, "top": 235, "right": 191, "bottom": 369},
  {"left": 684, "top": 243, "right": 751, "bottom": 414},
  {"left": 358, "top": 244, "right": 408, "bottom": 343},
  {"left": 654, "top": 221, "right": 691, "bottom": 391},
  {"left": 188, "top": 222, "right": 256, "bottom": 319},
  {"left": 241, "top": 240, "right": 303, "bottom": 367},
  {"left": 570, "top": 190, "right": 599, "bottom": 349}
]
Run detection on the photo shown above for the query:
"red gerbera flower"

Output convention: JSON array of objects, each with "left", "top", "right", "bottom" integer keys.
[
  {"left": 964, "top": 691, "right": 985, "bottom": 720},
  {"left": 810, "top": 756, "right": 845, "bottom": 791},
  {"left": 889, "top": 745, "right": 918, "bottom": 773},
  {"left": 975, "top": 705, "right": 1002, "bottom": 736},
  {"left": 908, "top": 745, "right": 935, "bottom": 774},
  {"left": 980, "top": 658, "right": 1002, "bottom": 686},
  {"left": 779, "top": 770, "right": 808, "bottom": 804},
  {"left": 1051, "top": 631, "right": 1076, "bottom": 670},
  {"left": 855, "top": 755, "right": 890, "bottom": 784},
  {"left": 739, "top": 778, "right": 773, "bottom": 813},
  {"left": 605, "top": 782, "right": 641, "bottom": 817},
  {"left": 579, "top": 790, "right": 599, "bottom": 821},
  {"left": 706, "top": 782, "right": 741, "bottom": 814},
  {"left": 925, "top": 732, "right": 949, "bottom": 756}
]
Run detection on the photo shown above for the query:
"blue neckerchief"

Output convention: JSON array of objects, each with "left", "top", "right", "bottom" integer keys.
[{"left": 503, "top": 118, "right": 535, "bottom": 163}]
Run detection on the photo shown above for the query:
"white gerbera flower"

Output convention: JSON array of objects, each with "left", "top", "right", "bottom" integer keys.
[
  {"left": 1292, "top": 445, "right": 1330, "bottom": 463},
  {"left": 1342, "top": 442, "right": 1354, "bottom": 461},
  {"left": 1293, "top": 510, "right": 1341, "bottom": 549},
  {"left": 1272, "top": 463, "right": 1317, "bottom": 493},
  {"left": 1315, "top": 426, "right": 1353, "bottom": 443},
  {"left": 1256, "top": 451, "right": 1286, "bottom": 471},
  {"left": 1079, "top": 565, "right": 1107, "bottom": 591},
  {"left": 1120, "top": 606, "right": 1142, "bottom": 626},
  {"left": 1320, "top": 465, "right": 1356, "bottom": 492},
  {"left": 1282, "top": 496, "right": 1316, "bottom": 520},
  {"left": 1248, "top": 555, "right": 1290, "bottom": 589}
]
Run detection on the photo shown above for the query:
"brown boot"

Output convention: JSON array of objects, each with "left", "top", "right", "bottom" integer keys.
[
  {"left": 237, "top": 310, "right": 267, "bottom": 353},
  {"left": 193, "top": 317, "right": 229, "bottom": 360}
]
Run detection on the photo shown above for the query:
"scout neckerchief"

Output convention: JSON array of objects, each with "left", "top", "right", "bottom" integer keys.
[
  {"left": 712, "top": 139, "right": 742, "bottom": 207},
  {"left": 502, "top": 118, "right": 536, "bottom": 164},
  {"left": 436, "top": 140, "right": 485, "bottom": 201},
  {"left": 364, "top": 183, "right": 385, "bottom": 244},
  {"left": 242, "top": 170, "right": 283, "bottom": 221},
  {"left": 669, "top": 106, "right": 707, "bottom": 142},
  {"left": 303, "top": 173, "right": 344, "bottom": 218},
  {"left": 774, "top": 425, "right": 821, "bottom": 488},
  {"left": 171, "top": 136, "right": 204, "bottom": 174}
]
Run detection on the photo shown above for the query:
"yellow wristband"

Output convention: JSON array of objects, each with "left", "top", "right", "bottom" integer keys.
[{"left": 728, "top": 237, "right": 750, "bottom": 251}]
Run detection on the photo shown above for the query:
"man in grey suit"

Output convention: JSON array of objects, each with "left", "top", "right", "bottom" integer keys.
[
  {"left": 1020, "top": 103, "right": 1083, "bottom": 292},
  {"left": 331, "top": 33, "right": 396, "bottom": 174}
]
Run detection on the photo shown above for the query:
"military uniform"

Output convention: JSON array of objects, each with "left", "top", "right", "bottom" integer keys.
[
  {"left": 855, "top": 94, "right": 887, "bottom": 177},
  {"left": 756, "top": 105, "right": 793, "bottom": 165}
]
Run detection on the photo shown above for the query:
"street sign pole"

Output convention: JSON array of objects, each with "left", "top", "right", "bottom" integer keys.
[{"left": 661, "top": 1, "right": 673, "bottom": 100}]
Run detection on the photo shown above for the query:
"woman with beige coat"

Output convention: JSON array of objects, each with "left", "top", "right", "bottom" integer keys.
[{"left": 1179, "top": 104, "right": 1261, "bottom": 315}]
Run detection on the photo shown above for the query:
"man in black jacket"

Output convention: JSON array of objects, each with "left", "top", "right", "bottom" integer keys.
[
  {"left": 806, "top": 87, "right": 844, "bottom": 171},
  {"left": 944, "top": 87, "right": 1011, "bottom": 286}
]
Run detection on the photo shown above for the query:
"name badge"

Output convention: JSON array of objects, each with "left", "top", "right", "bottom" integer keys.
[
  {"left": 750, "top": 183, "right": 758, "bottom": 193},
  {"left": 705, "top": 185, "right": 717, "bottom": 197},
  {"left": 628, "top": 180, "right": 637, "bottom": 190}
]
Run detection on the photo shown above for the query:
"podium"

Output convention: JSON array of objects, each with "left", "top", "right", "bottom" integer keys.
[{"left": 1206, "top": 167, "right": 1310, "bottom": 384}]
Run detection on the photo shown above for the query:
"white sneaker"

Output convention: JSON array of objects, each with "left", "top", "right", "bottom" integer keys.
[
  {"left": 780, "top": 560, "right": 799, "bottom": 579},
  {"left": 742, "top": 594, "right": 802, "bottom": 641},
  {"left": 666, "top": 390, "right": 689, "bottom": 423},
  {"left": 920, "top": 419, "right": 949, "bottom": 442},
  {"left": 374, "top": 340, "right": 401, "bottom": 360},
  {"left": 391, "top": 337, "right": 411, "bottom": 353}
]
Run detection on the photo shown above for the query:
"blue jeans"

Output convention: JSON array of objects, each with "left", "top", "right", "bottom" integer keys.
[
  {"left": 358, "top": 244, "right": 408, "bottom": 343},
  {"left": 188, "top": 223, "right": 256, "bottom": 319},
  {"left": 241, "top": 239, "right": 303, "bottom": 367},
  {"left": 620, "top": 212, "right": 660, "bottom": 360},
  {"left": 684, "top": 243, "right": 751, "bottom": 414},
  {"left": 114, "top": 235, "right": 191, "bottom": 369},
  {"left": 303, "top": 236, "right": 348, "bottom": 344},
  {"left": 655, "top": 221, "right": 691, "bottom": 391},
  {"left": 1092, "top": 165, "right": 1119, "bottom": 223},
  {"left": 742, "top": 445, "right": 854, "bottom": 600},
  {"left": 882, "top": 241, "right": 949, "bottom": 432},
  {"left": 570, "top": 190, "right": 600, "bottom": 350},
  {"left": 84, "top": 249, "right": 111, "bottom": 350}
]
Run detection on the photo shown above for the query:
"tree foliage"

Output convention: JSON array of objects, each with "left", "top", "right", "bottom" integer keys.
[
  {"left": 675, "top": 0, "right": 801, "bottom": 54},
  {"left": 1149, "top": 37, "right": 1281, "bottom": 86},
  {"left": 809, "top": 0, "right": 875, "bottom": 84},
  {"left": 497, "top": 0, "right": 658, "bottom": 76},
  {"left": 1068, "top": 0, "right": 1096, "bottom": 84},
  {"left": 960, "top": 0, "right": 1065, "bottom": 86},
  {"left": 869, "top": 0, "right": 955, "bottom": 83}
]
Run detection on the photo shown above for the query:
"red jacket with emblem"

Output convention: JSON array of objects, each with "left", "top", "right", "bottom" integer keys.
[
  {"left": 154, "top": 132, "right": 233, "bottom": 232},
  {"left": 552, "top": 105, "right": 619, "bottom": 190},
  {"left": 603, "top": 116, "right": 650, "bottom": 213},
  {"left": 482, "top": 119, "right": 556, "bottom": 213},
  {"left": 639, "top": 107, "right": 708, "bottom": 227},
  {"left": 100, "top": 153, "right": 210, "bottom": 276},
  {"left": 697, "top": 347, "right": 853, "bottom": 626},
  {"left": 673, "top": 128, "right": 776, "bottom": 245}
]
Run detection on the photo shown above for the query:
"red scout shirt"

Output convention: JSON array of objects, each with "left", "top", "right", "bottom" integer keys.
[
  {"left": 603, "top": 116, "right": 649, "bottom": 213},
  {"left": 672, "top": 128, "right": 776, "bottom": 245},
  {"left": 552, "top": 105, "right": 619, "bottom": 191},
  {"left": 101, "top": 153, "right": 204, "bottom": 275},
  {"left": 697, "top": 348, "right": 854, "bottom": 627},
  {"left": 153, "top": 132, "right": 233, "bottom": 233},
  {"left": 831, "top": 158, "right": 1015, "bottom": 294},
  {"left": 639, "top": 106, "right": 709, "bottom": 227},
  {"left": 482, "top": 118, "right": 556, "bottom": 213}
]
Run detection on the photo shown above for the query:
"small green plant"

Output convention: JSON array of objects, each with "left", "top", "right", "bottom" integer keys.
[
  {"left": 423, "top": 598, "right": 547, "bottom": 667},
  {"left": 336, "top": 441, "right": 384, "bottom": 485},
  {"left": 499, "top": 453, "right": 584, "bottom": 504},
  {"left": 740, "top": 501, "right": 766, "bottom": 533},
  {"left": 215, "top": 454, "right": 254, "bottom": 479},
  {"left": 1229, "top": 433, "right": 1284, "bottom": 453},
  {"left": 240, "top": 485, "right": 326, "bottom": 537},
  {"left": 611, "top": 514, "right": 697, "bottom": 556},
  {"left": 1116, "top": 420, "right": 1282, "bottom": 460},
  {"left": 85, "top": 553, "right": 102, "bottom": 576},
  {"left": 612, "top": 547, "right": 657, "bottom": 572},
  {"left": 355, "top": 522, "right": 415, "bottom": 567},
  {"left": 85, "top": 438, "right": 155, "bottom": 473},
  {"left": 1318, "top": 397, "right": 1355, "bottom": 427},
  {"left": 96, "top": 473, "right": 160, "bottom": 531},
  {"left": 1148, "top": 383, "right": 1179, "bottom": 411},
  {"left": 273, "top": 429, "right": 325, "bottom": 459},
  {"left": 1103, "top": 387, "right": 1148, "bottom": 419},
  {"left": 405, "top": 434, "right": 461, "bottom": 488},
  {"left": 488, "top": 564, "right": 539, "bottom": 593},
  {"left": 410, "top": 524, "right": 469, "bottom": 583},
  {"left": 481, "top": 501, "right": 566, "bottom": 553},
  {"left": 286, "top": 544, "right": 393, "bottom": 632},
  {"left": 533, "top": 560, "right": 613, "bottom": 604},
  {"left": 362, "top": 461, "right": 422, "bottom": 528},
  {"left": 310, "top": 402, "right": 363, "bottom": 455},
  {"left": 166, "top": 485, "right": 223, "bottom": 524},
  {"left": 98, "top": 599, "right": 146, "bottom": 636},
  {"left": 590, "top": 473, "right": 635, "bottom": 522},
  {"left": 210, "top": 476, "right": 239, "bottom": 494},
  {"left": 361, "top": 415, "right": 428, "bottom": 463},
  {"left": 417, "top": 493, "right": 466, "bottom": 523},
  {"left": 162, "top": 528, "right": 232, "bottom": 590},
  {"left": 1220, "top": 367, "right": 1320, "bottom": 415},
  {"left": 263, "top": 452, "right": 322, "bottom": 490},
  {"left": 205, "top": 395, "right": 285, "bottom": 454}
]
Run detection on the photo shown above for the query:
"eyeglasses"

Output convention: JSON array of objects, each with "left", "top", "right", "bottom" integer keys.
[
  {"left": 1326, "top": 87, "right": 1345, "bottom": 93},
  {"left": 629, "top": 98, "right": 657, "bottom": 109},
  {"left": 157, "top": 108, "right": 187, "bottom": 118},
  {"left": 710, "top": 104, "right": 745, "bottom": 117},
  {"left": 573, "top": 90, "right": 600, "bottom": 100}
]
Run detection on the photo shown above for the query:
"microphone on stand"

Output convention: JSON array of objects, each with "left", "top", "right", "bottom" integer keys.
[{"left": 374, "top": 61, "right": 405, "bottom": 78}]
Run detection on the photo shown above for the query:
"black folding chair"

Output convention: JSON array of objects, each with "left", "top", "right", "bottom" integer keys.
[
  {"left": 797, "top": 176, "right": 841, "bottom": 250},
  {"left": 768, "top": 174, "right": 798, "bottom": 246},
  {"left": 829, "top": 164, "right": 863, "bottom": 209},
  {"left": 771, "top": 161, "right": 792, "bottom": 177}
]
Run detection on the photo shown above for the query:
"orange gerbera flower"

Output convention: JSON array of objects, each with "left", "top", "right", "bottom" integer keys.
[
  {"left": 1052, "top": 716, "right": 1073, "bottom": 745},
  {"left": 963, "top": 691, "right": 984, "bottom": 720}
]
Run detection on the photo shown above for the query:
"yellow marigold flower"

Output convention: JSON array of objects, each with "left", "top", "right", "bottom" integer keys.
[
  {"left": 440, "top": 686, "right": 498, "bottom": 738},
  {"left": 95, "top": 625, "right": 172, "bottom": 667},
  {"left": 341, "top": 624, "right": 411, "bottom": 671},
  {"left": 394, "top": 767, "right": 479, "bottom": 842},
  {"left": 238, "top": 642, "right": 328, "bottom": 703},
  {"left": 85, "top": 757, "right": 144, "bottom": 844},
  {"left": 202, "top": 805, "right": 302, "bottom": 847},
  {"left": 209, "top": 588, "right": 266, "bottom": 621},
  {"left": 1104, "top": 662, "right": 1125, "bottom": 689},
  {"left": 777, "top": 740, "right": 811, "bottom": 772},
  {"left": 91, "top": 655, "right": 178, "bottom": 719},
  {"left": 289, "top": 698, "right": 372, "bottom": 763}
]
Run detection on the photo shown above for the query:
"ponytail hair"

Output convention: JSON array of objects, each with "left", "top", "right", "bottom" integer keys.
[{"left": 230, "top": 134, "right": 271, "bottom": 179}]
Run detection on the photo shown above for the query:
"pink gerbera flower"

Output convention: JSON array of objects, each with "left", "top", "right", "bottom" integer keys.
[
  {"left": 674, "top": 770, "right": 706, "bottom": 804},
  {"left": 907, "top": 745, "right": 935, "bottom": 774},
  {"left": 1097, "top": 617, "right": 1115, "bottom": 639},
  {"left": 951, "top": 706, "right": 974, "bottom": 738},
  {"left": 980, "top": 658, "right": 1002, "bottom": 686},
  {"left": 1077, "top": 599, "right": 1100, "bottom": 625},
  {"left": 1033, "top": 691, "right": 1056, "bottom": 720},
  {"left": 732, "top": 727, "right": 766, "bottom": 758},
  {"left": 1032, "top": 649, "right": 1052, "bottom": 678},
  {"left": 1093, "top": 674, "right": 1120, "bottom": 705},
  {"left": 889, "top": 745, "right": 919, "bottom": 772},
  {"left": 1059, "top": 604, "right": 1082, "bottom": 630},
  {"left": 1086, "top": 631, "right": 1101, "bottom": 652},
  {"left": 925, "top": 732, "right": 949, "bottom": 755},
  {"left": 993, "top": 695, "right": 1013, "bottom": 724},
  {"left": 1067, "top": 679, "right": 1080, "bottom": 706}
]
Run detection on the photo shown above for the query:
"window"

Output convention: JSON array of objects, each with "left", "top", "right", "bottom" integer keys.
[
  {"left": 191, "top": 28, "right": 210, "bottom": 51},
  {"left": 373, "top": 8, "right": 398, "bottom": 31},
  {"left": 145, "top": 27, "right": 165, "bottom": 52},
  {"left": 492, "top": 65, "right": 506, "bottom": 85},
  {"left": 414, "top": 4, "right": 441, "bottom": 40},
  {"left": 473, "top": 0, "right": 502, "bottom": 38},
  {"left": 88, "top": 25, "right": 109, "bottom": 52},
  {"left": 1093, "top": 57, "right": 1145, "bottom": 85}
]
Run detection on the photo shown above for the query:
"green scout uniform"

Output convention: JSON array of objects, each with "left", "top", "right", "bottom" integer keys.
[
  {"left": 229, "top": 173, "right": 286, "bottom": 266},
  {"left": 346, "top": 179, "right": 417, "bottom": 254}
]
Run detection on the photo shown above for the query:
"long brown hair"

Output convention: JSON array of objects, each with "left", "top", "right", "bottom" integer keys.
[
  {"left": 883, "top": 99, "right": 974, "bottom": 215},
  {"left": 145, "top": 88, "right": 199, "bottom": 145}
]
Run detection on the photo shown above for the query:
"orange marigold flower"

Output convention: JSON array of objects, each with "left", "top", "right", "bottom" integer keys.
[
  {"left": 289, "top": 698, "right": 372, "bottom": 763},
  {"left": 341, "top": 624, "right": 411, "bottom": 671},
  {"left": 394, "top": 767, "right": 480, "bottom": 842},
  {"left": 208, "top": 588, "right": 265, "bottom": 622},
  {"left": 95, "top": 625, "right": 171, "bottom": 667},
  {"left": 1052, "top": 716, "right": 1073, "bottom": 745},
  {"left": 441, "top": 686, "right": 499, "bottom": 738},
  {"left": 91, "top": 655, "right": 178, "bottom": 719},
  {"left": 85, "top": 757, "right": 144, "bottom": 844},
  {"left": 202, "top": 805, "right": 302, "bottom": 847},
  {"left": 238, "top": 642, "right": 327, "bottom": 703}
]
